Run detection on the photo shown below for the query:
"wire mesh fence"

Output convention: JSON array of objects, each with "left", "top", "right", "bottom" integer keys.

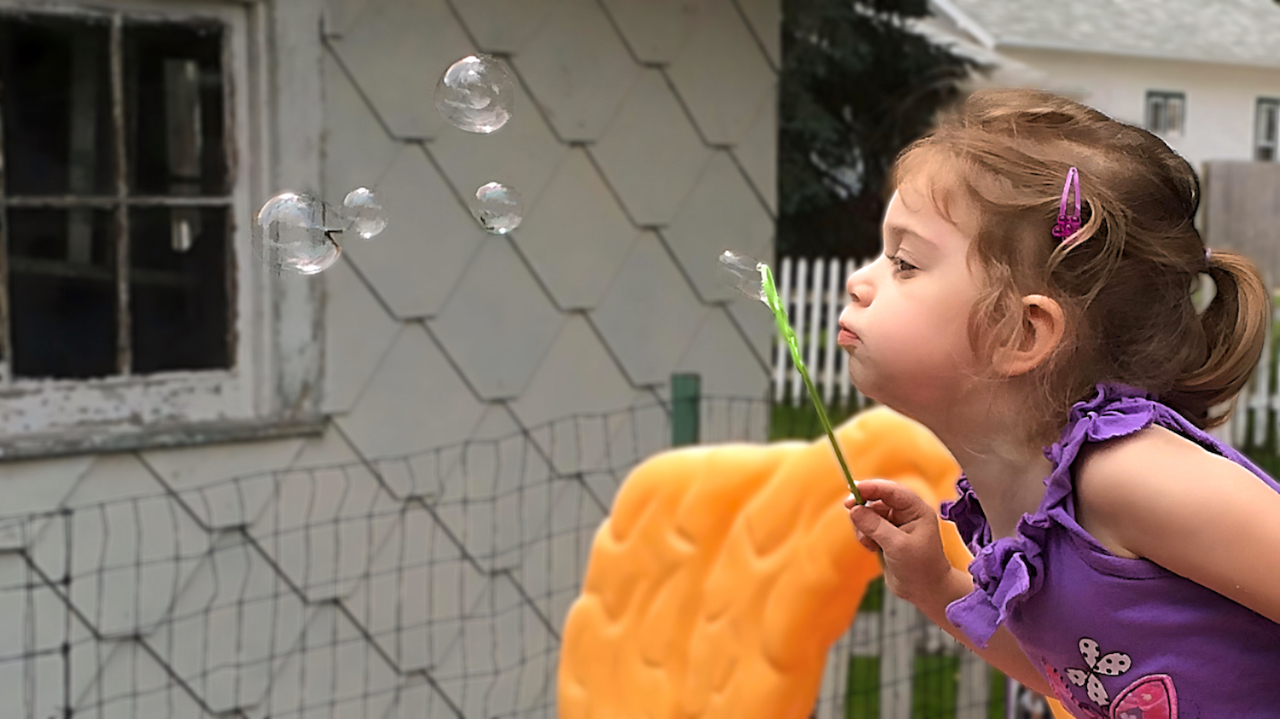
[{"left": 0, "top": 394, "right": 1013, "bottom": 719}]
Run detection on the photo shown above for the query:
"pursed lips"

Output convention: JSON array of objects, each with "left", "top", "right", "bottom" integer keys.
[{"left": 837, "top": 322, "right": 859, "bottom": 347}]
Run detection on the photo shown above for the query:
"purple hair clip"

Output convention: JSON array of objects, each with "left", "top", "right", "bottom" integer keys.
[{"left": 1051, "top": 166, "right": 1082, "bottom": 243}]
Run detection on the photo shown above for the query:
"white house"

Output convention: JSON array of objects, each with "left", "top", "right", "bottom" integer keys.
[{"left": 924, "top": 0, "right": 1280, "bottom": 174}]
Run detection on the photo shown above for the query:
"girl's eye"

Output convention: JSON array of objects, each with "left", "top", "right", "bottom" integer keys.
[{"left": 886, "top": 254, "right": 918, "bottom": 274}]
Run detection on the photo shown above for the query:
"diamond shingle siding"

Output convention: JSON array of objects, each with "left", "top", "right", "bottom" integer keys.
[{"left": 2, "top": 0, "right": 777, "bottom": 715}]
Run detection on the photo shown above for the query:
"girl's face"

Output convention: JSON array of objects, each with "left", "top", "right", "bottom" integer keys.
[{"left": 838, "top": 179, "right": 988, "bottom": 415}]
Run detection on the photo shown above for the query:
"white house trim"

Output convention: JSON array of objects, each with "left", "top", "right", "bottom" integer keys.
[
  {"left": 929, "top": 0, "right": 997, "bottom": 50},
  {"left": 993, "top": 38, "right": 1280, "bottom": 72},
  {"left": 0, "top": 0, "right": 327, "bottom": 459}
]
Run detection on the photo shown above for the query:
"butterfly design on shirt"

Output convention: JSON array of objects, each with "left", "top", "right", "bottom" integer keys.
[
  {"left": 1045, "top": 662, "right": 1179, "bottom": 719},
  {"left": 1065, "top": 637, "right": 1132, "bottom": 706}
]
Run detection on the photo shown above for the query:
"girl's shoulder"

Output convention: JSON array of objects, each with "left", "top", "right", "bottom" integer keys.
[
  {"left": 1070, "top": 422, "right": 1280, "bottom": 626},
  {"left": 1072, "top": 424, "right": 1216, "bottom": 559},
  {"left": 1073, "top": 421, "right": 1253, "bottom": 527}
]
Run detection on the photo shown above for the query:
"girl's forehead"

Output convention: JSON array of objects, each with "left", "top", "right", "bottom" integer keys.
[{"left": 891, "top": 170, "right": 980, "bottom": 237}]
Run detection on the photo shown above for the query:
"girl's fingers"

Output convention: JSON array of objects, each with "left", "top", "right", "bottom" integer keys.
[
  {"left": 849, "top": 503, "right": 905, "bottom": 550},
  {"left": 854, "top": 479, "right": 931, "bottom": 521},
  {"left": 853, "top": 526, "right": 880, "bottom": 552}
]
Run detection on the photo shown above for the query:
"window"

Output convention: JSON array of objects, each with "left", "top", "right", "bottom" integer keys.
[
  {"left": 1, "top": 13, "right": 231, "bottom": 379},
  {"left": 1145, "top": 91, "right": 1185, "bottom": 137},
  {"left": 1256, "top": 98, "right": 1279, "bottom": 162},
  {"left": 0, "top": 1, "right": 325, "bottom": 457}
]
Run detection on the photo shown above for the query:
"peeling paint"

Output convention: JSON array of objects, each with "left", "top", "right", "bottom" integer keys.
[{"left": 0, "top": 2, "right": 324, "bottom": 456}]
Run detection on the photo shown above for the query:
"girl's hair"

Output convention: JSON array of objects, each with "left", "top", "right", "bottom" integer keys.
[{"left": 893, "top": 88, "right": 1269, "bottom": 444}]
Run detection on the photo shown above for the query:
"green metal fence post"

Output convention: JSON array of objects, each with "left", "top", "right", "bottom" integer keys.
[{"left": 671, "top": 373, "right": 701, "bottom": 447}]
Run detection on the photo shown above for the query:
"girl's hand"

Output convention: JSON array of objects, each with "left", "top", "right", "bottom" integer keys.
[{"left": 843, "top": 479, "right": 954, "bottom": 605}]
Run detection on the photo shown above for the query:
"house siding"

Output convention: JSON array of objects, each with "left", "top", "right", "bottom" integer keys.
[
  {"left": 1002, "top": 47, "right": 1280, "bottom": 172},
  {"left": 0, "top": 0, "right": 777, "bottom": 715}
]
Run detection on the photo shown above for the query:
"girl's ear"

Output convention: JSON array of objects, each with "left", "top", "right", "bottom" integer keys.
[{"left": 996, "top": 294, "right": 1064, "bottom": 377}]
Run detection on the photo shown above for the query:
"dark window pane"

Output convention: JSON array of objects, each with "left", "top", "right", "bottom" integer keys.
[
  {"left": 1259, "top": 101, "right": 1278, "bottom": 149},
  {"left": 0, "top": 14, "right": 115, "bottom": 195},
  {"left": 129, "top": 206, "right": 231, "bottom": 374},
  {"left": 7, "top": 208, "right": 118, "bottom": 378},
  {"left": 1145, "top": 97, "right": 1163, "bottom": 132},
  {"left": 1167, "top": 97, "right": 1183, "bottom": 134},
  {"left": 124, "top": 21, "right": 227, "bottom": 196}
]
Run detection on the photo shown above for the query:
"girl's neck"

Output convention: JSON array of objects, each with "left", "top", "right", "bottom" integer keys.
[
  {"left": 949, "top": 438, "right": 1053, "bottom": 540},
  {"left": 915, "top": 386, "right": 1056, "bottom": 541}
]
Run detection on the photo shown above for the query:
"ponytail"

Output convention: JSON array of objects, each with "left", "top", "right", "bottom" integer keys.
[{"left": 1165, "top": 249, "right": 1269, "bottom": 428}]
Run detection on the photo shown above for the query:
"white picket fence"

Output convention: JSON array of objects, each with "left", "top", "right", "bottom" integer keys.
[
  {"left": 771, "top": 256, "right": 873, "bottom": 407},
  {"left": 771, "top": 255, "right": 1277, "bottom": 451}
]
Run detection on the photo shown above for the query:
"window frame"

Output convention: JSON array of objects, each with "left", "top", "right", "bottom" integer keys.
[
  {"left": 1256, "top": 97, "right": 1280, "bottom": 162},
  {"left": 0, "top": 0, "right": 325, "bottom": 460},
  {"left": 1144, "top": 90, "right": 1186, "bottom": 138}
]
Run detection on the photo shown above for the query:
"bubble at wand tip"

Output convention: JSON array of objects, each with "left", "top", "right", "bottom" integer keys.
[{"left": 717, "top": 250, "right": 768, "bottom": 303}]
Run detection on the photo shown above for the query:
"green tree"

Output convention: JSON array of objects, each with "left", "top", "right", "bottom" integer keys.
[{"left": 778, "top": 0, "right": 982, "bottom": 260}]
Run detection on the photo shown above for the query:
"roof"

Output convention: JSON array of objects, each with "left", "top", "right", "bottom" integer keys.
[{"left": 931, "top": 0, "right": 1280, "bottom": 69}]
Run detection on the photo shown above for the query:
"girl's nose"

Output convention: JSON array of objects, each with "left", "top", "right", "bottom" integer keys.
[{"left": 847, "top": 265, "right": 874, "bottom": 306}]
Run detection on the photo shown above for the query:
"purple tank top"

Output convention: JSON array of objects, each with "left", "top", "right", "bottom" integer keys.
[{"left": 940, "top": 383, "right": 1280, "bottom": 719}]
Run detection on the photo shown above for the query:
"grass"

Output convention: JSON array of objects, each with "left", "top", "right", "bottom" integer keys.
[
  {"left": 911, "top": 654, "right": 961, "bottom": 719},
  {"left": 768, "top": 392, "right": 870, "bottom": 441},
  {"left": 843, "top": 656, "right": 1007, "bottom": 719},
  {"left": 844, "top": 657, "right": 881, "bottom": 719}
]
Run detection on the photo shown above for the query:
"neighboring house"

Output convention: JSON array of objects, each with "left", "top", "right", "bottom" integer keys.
[
  {"left": 0, "top": 0, "right": 777, "bottom": 716},
  {"left": 921, "top": 0, "right": 1280, "bottom": 173}
]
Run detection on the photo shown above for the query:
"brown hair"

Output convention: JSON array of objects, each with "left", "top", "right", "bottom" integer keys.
[{"left": 893, "top": 88, "right": 1268, "bottom": 444}]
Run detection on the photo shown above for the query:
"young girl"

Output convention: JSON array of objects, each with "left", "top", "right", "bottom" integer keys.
[{"left": 840, "top": 88, "right": 1280, "bottom": 718}]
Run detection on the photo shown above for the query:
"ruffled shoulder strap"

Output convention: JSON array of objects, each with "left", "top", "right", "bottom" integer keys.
[
  {"left": 939, "top": 477, "right": 987, "bottom": 554},
  {"left": 1042, "top": 382, "right": 1162, "bottom": 488},
  {"left": 940, "top": 383, "right": 1160, "bottom": 648}
]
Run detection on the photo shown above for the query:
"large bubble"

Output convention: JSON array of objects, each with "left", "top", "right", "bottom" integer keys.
[
  {"left": 254, "top": 191, "right": 344, "bottom": 275},
  {"left": 434, "top": 54, "right": 515, "bottom": 134}
]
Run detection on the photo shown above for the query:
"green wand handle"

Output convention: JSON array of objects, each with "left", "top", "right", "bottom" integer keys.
[{"left": 760, "top": 263, "right": 865, "bottom": 507}]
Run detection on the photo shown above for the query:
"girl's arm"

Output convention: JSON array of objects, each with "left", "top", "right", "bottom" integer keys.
[
  {"left": 848, "top": 480, "right": 1055, "bottom": 695},
  {"left": 1076, "top": 425, "right": 1280, "bottom": 625},
  {"left": 915, "top": 565, "right": 1056, "bottom": 696}
]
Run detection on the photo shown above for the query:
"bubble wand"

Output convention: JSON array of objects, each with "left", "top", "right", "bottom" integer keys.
[{"left": 720, "top": 252, "right": 865, "bottom": 506}]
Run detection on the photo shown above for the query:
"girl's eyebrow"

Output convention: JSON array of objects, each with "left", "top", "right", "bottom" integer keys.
[{"left": 885, "top": 224, "right": 939, "bottom": 252}]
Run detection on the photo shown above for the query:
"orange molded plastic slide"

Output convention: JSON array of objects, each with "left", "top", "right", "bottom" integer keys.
[{"left": 558, "top": 406, "right": 1071, "bottom": 719}]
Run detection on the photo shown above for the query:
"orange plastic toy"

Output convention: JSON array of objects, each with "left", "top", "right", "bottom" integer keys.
[{"left": 558, "top": 405, "right": 1072, "bottom": 719}]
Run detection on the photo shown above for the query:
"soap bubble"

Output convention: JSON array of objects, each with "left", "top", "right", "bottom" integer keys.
[
  {"left": 434, "top": 54, "right": 515, "bottom": 134},
  {"left": 469, "top": 182, "right": 523, "bottom": 234},
  {"left": 253, "top": 191, "right": 344, "bottom": 275},
  {"left": 276, "top": 235, "right": 343, "bottom": 276},
  {"left": 343, "top": 187, "right": 387, "bottom": 239},
  {"left": 718, "top": 250, "right": 767, "bottom": 303}
]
